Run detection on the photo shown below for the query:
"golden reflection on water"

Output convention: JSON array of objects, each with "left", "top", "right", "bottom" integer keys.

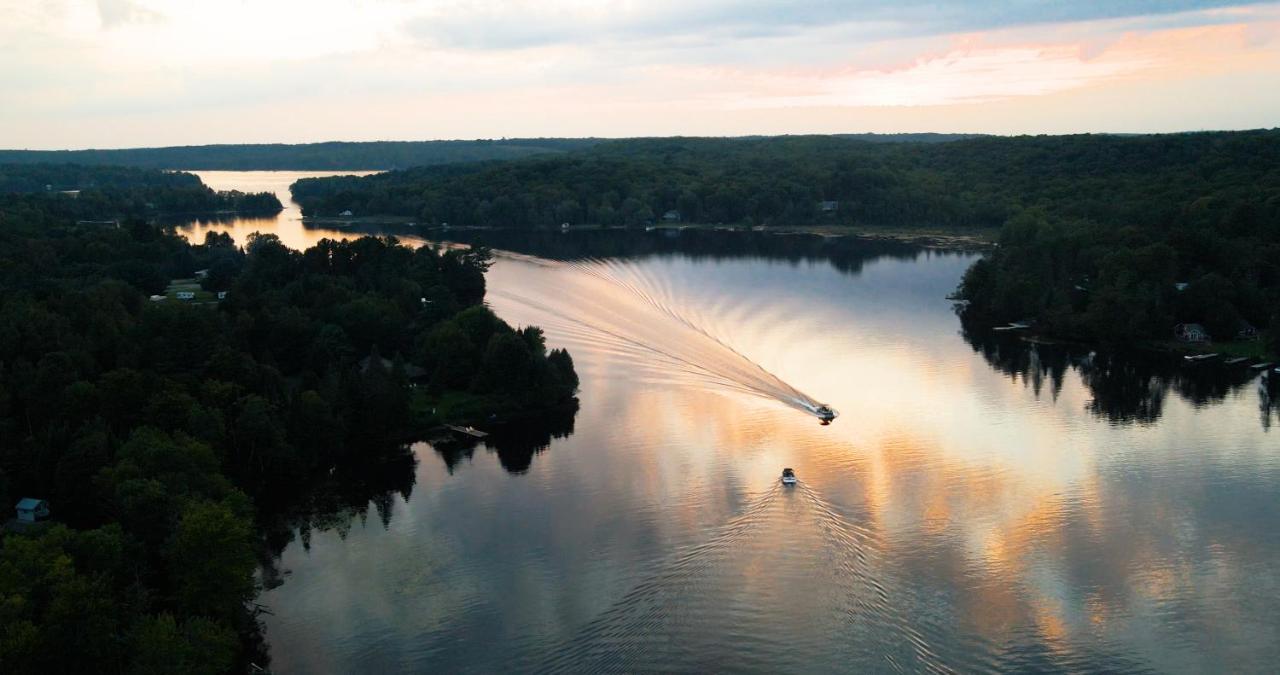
[
  {"left": 482, "top": 253, "right": 1277, "bottom": 670},
  {"left": 178, "top": 171, "right": 409, "bottom": 250},
  {"left": 250, "top": 228, "right": 1279, "bottom": 672}
]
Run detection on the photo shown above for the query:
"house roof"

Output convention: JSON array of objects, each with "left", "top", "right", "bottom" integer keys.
[{"left": 16, "top": 498, "right": 46, "bottom": 510}]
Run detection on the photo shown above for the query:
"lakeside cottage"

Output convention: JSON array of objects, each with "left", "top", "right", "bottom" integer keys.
[
  {"left": 175, "top": 291, "right": 195, "bottom": 300},
  {"left": 15, "top": 498, "right": 50, "bottom": 523}
]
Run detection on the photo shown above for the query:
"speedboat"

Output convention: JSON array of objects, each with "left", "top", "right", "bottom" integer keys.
[
  {"left": 815, "top": 405, "right": 837, "bottom": 424},
  {"left": 781, "top": 468, "right": 797, "bottom": 485}
]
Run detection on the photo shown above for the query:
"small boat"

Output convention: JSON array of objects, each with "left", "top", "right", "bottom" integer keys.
[
  {"left": 815, "top": 405, "right": 837, "bottom": 424},
  {"left": 1223, "top": 357, "right": 1250, "bottom": 365},
  {"left": 1183, "top": 353, "right": 1218, "bottom": 362},
  {"left": 781, "top": 468, "right": 797, "bottom": 485},
  {"left": 1252, "top": 362, "right": 1274, "bottom": 370}
]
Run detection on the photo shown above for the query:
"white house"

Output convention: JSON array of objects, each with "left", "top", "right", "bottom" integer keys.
[
  {"left": 339, "top": 210, "right": 354, "bottom": 217},
  {"left": 15, "top": 498, "right": 50, "bottom": 523},
  {"left": 175, "top": 291, "right": 195, "bottom": 300}
]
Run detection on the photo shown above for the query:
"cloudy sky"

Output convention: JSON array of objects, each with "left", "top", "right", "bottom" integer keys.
[{"left": 2, "top": 0, "right": 1279, "bottom": 148}]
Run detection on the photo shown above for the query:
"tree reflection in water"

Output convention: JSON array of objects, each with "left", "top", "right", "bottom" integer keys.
[
  {"left": 1261, "top": 373, "right": 1280, "bottom": 430},
  {"left": 962, "top": 323, "right": 1270, "bottom": 427},
  {"left": 432, "top": 400, "right": 579, "bottom": 474},
  {"left": 257, "top": 445, "right": 417, "bottom": 589},
  {"left": 258, "top": 401, "right": 579, "bottom": 591}
]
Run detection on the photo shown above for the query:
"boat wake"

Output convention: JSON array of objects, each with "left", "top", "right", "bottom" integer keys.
[
  {"left": 489, "top": 257, "right": 829, "bottom": 418},
  {"left": 529, "top": 480, "right": 952, "bottom": 673}
]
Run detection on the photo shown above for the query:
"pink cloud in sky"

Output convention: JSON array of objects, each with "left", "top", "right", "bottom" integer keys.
[
  {"left": 667, "top": 21, "right": 1279, "bottom": 110},
  {"left": 1, "top": 1, "right": 1278, "bottom": 146}
]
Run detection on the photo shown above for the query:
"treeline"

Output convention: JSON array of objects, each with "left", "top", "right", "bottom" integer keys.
[
  {"left": 289, "top": 130, "right": 1280, "bottom": 230},
  {"left": 0, "top": 135, "right": 971, "bottom": 172},
  {"left": 0, "top": 172, "right": 576, "bottom": 671},
  {"left": 1, "top": 163, "right": 283, "bottom": 217},
  {"left": 0, "top": 139, "right": 602, "bottom": 170},
  {"left": 957, "top": 204, "right": 1280, "bottom": 353},
  {"left": 950, "top": 131, "right": 1280, "bottom": 351}
]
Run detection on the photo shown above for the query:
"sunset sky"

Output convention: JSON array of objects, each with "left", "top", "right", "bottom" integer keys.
[{"left": 3, "top": 0, "right": 1279, "bottom": 148}]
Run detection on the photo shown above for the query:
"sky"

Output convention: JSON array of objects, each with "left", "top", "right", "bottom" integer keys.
[{"left": 1, "top": 0, "right": 1279, "bottom": 149}]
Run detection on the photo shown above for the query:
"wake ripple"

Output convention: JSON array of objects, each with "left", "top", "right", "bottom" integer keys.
[
  {"left": 490, "top": 257, "right": 831, "bottom": 419},
  {"left": 529, "top": 480, "right": 957, "bottom": 673}
]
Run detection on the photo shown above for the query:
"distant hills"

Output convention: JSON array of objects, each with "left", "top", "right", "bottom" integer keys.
[
  {"left": 0, "top": 134, "right": 981, "bottom": 171},
  {"left": 0, "top": 139, "right": 602, "bottom": 171}
]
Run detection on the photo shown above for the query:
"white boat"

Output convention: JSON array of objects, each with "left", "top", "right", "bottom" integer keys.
[
  {"left": 1184, "top": 353, "right": 1218, "bottom": 362},
  {"left": 815, "top": 405, "right": 837, "bottom": 423},
  {"left": 781, "top": 468, "right": 797, "bottom": 485}
]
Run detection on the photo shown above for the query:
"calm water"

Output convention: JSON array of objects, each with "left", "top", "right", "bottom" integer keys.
[
  {"left": 183, "top": 174, "right": 1280, "bottom": 674},
  {"left": 179, "top": 171, "right": 380, "bottom": 250}
]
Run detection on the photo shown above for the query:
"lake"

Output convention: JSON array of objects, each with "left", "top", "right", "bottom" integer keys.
[
  {"left": 182, "top": 173, "right": 1280, "bottom": 674},
  {"left": 180, "top": 170, "right": 380, "bottom": 251}
]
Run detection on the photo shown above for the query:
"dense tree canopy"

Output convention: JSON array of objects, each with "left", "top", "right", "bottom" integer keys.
[
  {"left": 0, "top": 139, "right": 603, "bottom": 171},
  {"left": 0, "top": 134, "right": 968, "bottom": 171},
  {"left": 0, "top": 163, "right": 283, "bottom": 217},
  {"left": 0, "top": 165, "right": 576, "bottom": 672},
  {"left": 289, "top": 130, "right": 1280, "bottom": 231}
]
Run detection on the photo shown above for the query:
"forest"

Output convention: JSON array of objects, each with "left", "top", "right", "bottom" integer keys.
[
  {"left": 0, "top": 139, "right": 602, "bottom": 171},
  {"left": 288, "top": 130, "right": 1280, "bottom": 230},
  {"left": 291, "top": 130, "right": 1280, "bottom": 352},
  {"left": 0, "top": 163, "right": 283, "bottom": 217},
  {"left": 0, "top": 134, "right": 970, "bottom": 171},
  {"left": 0, "top": 166, "right": 577, "bottom": 672}
]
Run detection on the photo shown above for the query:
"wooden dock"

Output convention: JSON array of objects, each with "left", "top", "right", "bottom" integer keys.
[{"left": 444, "top": 424, "right": 489, "bottom": 438}]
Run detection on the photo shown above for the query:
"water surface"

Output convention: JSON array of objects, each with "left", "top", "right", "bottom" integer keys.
[
  {"left": 179, "top": 171, "right": 379, "bottom": 250},
  {"left": 180, "top": 176, "right": 1280, "bottom": 673}
]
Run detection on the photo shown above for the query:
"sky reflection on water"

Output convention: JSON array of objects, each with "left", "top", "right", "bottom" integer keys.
[{"left": 181, "top": 173, "right": 1280, "bottom": 673}]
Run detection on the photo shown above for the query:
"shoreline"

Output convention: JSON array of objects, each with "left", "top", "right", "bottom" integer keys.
[
  {"left": 977, "top": 322, "right": 1275, "bottom": 364},
  {"left": 299, "top": 217, "right": 999, "bottom": 251}
]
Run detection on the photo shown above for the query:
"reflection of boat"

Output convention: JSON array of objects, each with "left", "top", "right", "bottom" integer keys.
[
  {"left": 781, "top": 468, "right": 797, "bottom": 485},
  {"left": 815, "top": 405, "right": 837, "bottom": 424}
]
